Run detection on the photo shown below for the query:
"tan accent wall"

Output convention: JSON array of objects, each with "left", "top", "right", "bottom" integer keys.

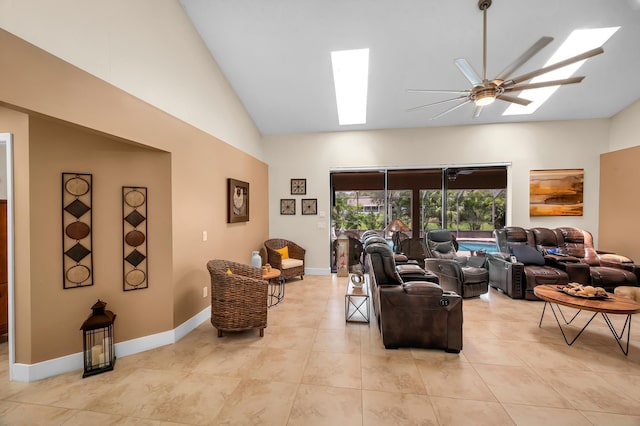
[
  {"left": 29, "top": 116, "right": 172, "bottom": 361},
  {"left": 599, "top": 145, "right": 640, "bottom": 261},
  {"left": 0, "top": 29, "right": 269, "bottom": 364}
]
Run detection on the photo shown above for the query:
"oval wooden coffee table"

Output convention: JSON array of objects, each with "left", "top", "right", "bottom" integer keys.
[
  {"left": 534, "top": 284, "right": 640, "bottom": 355},
  {"left": 263, "top": 268, "right": 283, "bottom": 307}
]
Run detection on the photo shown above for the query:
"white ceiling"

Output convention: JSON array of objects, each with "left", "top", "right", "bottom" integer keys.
[{"left": 179, "top": 0, "right": 640, "bottom": 135}]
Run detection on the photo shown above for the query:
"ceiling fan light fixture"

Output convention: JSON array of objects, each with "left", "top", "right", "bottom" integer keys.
[{"left": 475, "top": 90, "right": 496, "bottom": 106}]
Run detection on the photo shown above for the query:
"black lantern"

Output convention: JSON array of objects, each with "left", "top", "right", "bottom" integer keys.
[{"left": 80, "top": 299, "right": 116, "bottom": 378}]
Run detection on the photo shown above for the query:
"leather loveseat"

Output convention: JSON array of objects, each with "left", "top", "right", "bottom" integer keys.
[{"left": 364, "top": 241, "right": 462, "bottom": 352}]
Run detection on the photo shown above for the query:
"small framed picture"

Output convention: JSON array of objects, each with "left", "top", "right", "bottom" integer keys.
[
  {"left": 301, "top": 198, "right": 317, "bottom": 215},
  {"left": 280, "top": 199, "right": 296, "bottom": 215},
  {"left": 290, "top": 178, "right": 306, "bottom": 195},
  {"left": 227, "top": 178, "right": 249, "bottom": 223}
]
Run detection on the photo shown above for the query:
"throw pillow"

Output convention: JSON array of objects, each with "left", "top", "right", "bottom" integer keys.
[
  {"left": 276, "top": 246, "right": 289, "bottom": 259},
  {"left": 511, "top": 245, "right": 545, "bottom": 266}
]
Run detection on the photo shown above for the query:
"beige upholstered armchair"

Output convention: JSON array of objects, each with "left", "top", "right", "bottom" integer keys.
[
  {"left": 206, "top": 259, "right": 268, "bottom": 337},
  {"left": 264, "top": 238, "right": 305, "bottom": 281}
]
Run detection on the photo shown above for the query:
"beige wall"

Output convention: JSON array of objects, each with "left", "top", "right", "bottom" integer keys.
[
  {"left": 264, "top": 120, "right": 610, "bottom": 271},
  {"left": 0, "top": 29, "right": 269, "bottom": 364},
  {"left": 0, "top": 0, "right": 263, "bottom": 159},
  {"left": 609, "top": 99, "right": 640, "bottom": 152}
]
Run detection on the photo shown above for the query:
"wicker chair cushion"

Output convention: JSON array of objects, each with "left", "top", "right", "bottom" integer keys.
[
  {"left": 276, "top": 246, "right": 289, "bottom": 259},
  {"left": 281, "top": 258, "right": 303, "bottom": 269}
]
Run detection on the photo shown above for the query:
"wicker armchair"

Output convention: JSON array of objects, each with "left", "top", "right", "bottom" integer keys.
[
  {"left": 264, "top": 238, "right": 305, "bottom": 281},
  {"left": 206, "top": 259, "right": 268, "bottom": 337}
]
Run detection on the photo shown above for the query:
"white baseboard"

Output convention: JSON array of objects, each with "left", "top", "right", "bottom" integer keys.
[
  {"left": 305, "top": 267, "right": 331, "bottom": 275},
  {"left": 10, "top": 305, "right": 212, "bottom": 382}
]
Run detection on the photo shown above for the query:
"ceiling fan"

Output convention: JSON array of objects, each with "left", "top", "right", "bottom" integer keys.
[{"left": 407, "top": 0, "right": 604, "bottom": 119}]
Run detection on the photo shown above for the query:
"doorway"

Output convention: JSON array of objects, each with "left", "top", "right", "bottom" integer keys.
[{"left": 0, "top": 133, "right": 14, "bottom": 378}]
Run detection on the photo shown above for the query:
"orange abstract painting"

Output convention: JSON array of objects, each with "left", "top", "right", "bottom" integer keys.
[{"left": 530, "top": 169, "right": 583, "bottom": 216}]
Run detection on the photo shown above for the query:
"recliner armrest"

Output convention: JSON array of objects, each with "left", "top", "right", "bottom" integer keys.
[
  {"left": 486, "top": 253, "right": 525, "bottom": 298},
  {"left": 402, "top": 281, "right": 442, "bottom": 295},
  {"left": 546, "top": 260, "right": 590, "bottom": 285},
  {"left": 544, "top": 253, "right": 581, "bottom": 263},
  {"left": 599, "top": 253, "right": 633, "bottom": 264}
]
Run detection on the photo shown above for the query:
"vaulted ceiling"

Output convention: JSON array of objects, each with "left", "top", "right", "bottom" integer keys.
[{"left": 180, "top": 0, "right": 640, "bottom": 135}]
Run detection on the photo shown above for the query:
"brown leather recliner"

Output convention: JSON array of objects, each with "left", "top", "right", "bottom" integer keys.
[
  {"left": 554, "top": 227, "right": 638, "bottom": 292},
  {"left": 364, "top": 242, "right": 462, "bottom": 353},
  {"left": 399, "top": 237, "right": 428, "bottom": 268},
  {"left": 424, "top": 229, "right": 489, "bottom": 298},
  {"left": 363, "top": 235, "right": 437, "bottom": 283},
  {"left": 488, "top": 227, "right": 571, "bottom": 300}
]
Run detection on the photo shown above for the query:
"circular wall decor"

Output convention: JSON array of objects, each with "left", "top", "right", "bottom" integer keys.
[
  {"left": 65, "top": 221, "right": 91, "bottom": 240},
  {"left": 124, "top": 189, "right": 146, "bottom": 208},
  {"left": 66, "top": 265, "right": 91, "bottom": 284},
  {"left": 65, "top": 176, "right": 90, "bottom": 196},
  {"left": 126, "top": 269, "right": 146, "bottom": 287},
  {"left": 125, "top": 230, "right": 146, "bottom": 247}
]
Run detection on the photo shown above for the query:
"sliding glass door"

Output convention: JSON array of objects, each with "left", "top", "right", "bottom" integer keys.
[{"left": 329, "top": 166, "right": 507, "bottom": 269}]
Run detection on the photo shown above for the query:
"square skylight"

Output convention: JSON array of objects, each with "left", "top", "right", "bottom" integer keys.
[
  {"left": 503, "top": 27, "right": 619, "bottom": 116},
  {"left": 331, "top": 48, "right": 369, "bottom": 125}
]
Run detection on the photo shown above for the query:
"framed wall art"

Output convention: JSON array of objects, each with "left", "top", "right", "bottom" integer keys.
[
  {"left": 290, "top": 178, "right": 306, "bottom": 195},
  {"left": 62, "top": 172, "right": 93, "bottom": 289},
  {"left": 530, "top": 168, "right": 584, "bottom": 216},
  {"left": 123, "top": 186, "right": 148, "bottom": 291},
  {"left": 228, "top": 178, "right": 249, "bottom": 223},
  {"left": 301, "top": 198, "right": 317, "bottom": 215},
  {"left": 280, "top": 198, "right": 296, "bottom": 215}
]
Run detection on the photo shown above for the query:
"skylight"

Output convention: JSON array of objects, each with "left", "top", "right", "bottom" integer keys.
[
  {"left": 331, "top": 48, "right": 369, "bottom": 125},
  {"left": 503, "top": 27, "right": 619, "bottom": 116}
]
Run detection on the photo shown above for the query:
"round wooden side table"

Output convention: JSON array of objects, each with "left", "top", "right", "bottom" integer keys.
[{"left": 263, "top": 268, "right": 284, "bottom": 307}]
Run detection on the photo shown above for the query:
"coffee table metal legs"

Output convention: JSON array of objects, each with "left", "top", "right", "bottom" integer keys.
[{"left": 539, "top": 302, "right": 634, "bottom": 356}]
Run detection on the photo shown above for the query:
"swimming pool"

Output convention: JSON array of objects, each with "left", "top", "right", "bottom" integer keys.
[{"left": 456, "top": 239, "right": 499, "bottom": 254}]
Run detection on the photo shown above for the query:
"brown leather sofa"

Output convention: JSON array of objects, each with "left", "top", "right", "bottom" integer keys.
[
  {"left": 488, "top": 226, "right": 639, "bottom": 300},
  {"left": 364, "top": 242, "right": 462, "bottom": 352},
  {"left": 488, "top": 227, "right": 572, "bottom": 300},
  {"left": 548, "top": 227, "right": 638, "bottom": 292}
]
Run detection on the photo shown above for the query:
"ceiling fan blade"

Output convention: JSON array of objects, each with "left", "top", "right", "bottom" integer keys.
[
  {"left": 454, "top": 59, "right": 482, "bottom": 86},
  {"left": 496, "top": 94, "right": 532, "bottom": 106},
  {"left": 503, "top": 76, "right": 585, "bottom": 92},
  {"left": 407, "top": 89, "right": 470, "bottom": 95},
  {"left": 495, "top": 36, "right": 554, "bottom": 81},
  {"left": 406, "top": 96, "right": 468, "bottom": 112},
  {"left": 472, "top": 105, "right": 483, "bottom": 118},
  {"left": 430, "top": 99, "right": 471, "bottom": 120},
  {"left": 506, "top": 47, "right": 604, "bottom": 85}
]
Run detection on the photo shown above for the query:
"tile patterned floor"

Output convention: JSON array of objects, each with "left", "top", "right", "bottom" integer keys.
[{"left": 2, "top": 275, "right": 640, "bottom": 425}]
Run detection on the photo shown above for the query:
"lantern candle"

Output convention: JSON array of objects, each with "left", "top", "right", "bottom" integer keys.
[{"left": 91, "top": 344, "right": 103, "bottom": 365}]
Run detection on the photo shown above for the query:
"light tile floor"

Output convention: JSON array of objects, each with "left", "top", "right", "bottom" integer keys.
[{"left": 2, "top": 275, "right": 640, "bottom": 425}]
